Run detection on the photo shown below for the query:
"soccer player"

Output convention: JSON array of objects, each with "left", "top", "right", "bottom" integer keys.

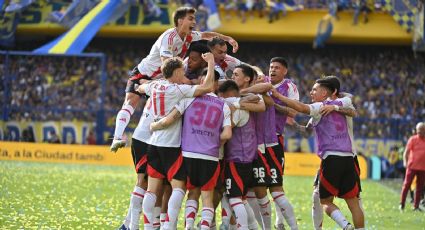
[
  {"left": 218, "top": 79, "right": 265, "bottom": 230},
  {"left": 184, "top": 42, "right": 210, "bottom": 84},
  {"left": 267, "top": 57, "right": 299, "bottom": 230},
  {"left": 135, "top": 53, "right": 216, "bottom": 230},
  {"left": 149, "top": 69, "right": 232, "bottom": 230},
  {"left": 111, "top": 6, "right": 239, "bottom": 152},
  {"left": 118, "top": 99, "right": 153, "bottom": 230},
  {"left": 207, "top": 37, "right": 243, "bottom": 80},
  {"left": 271, "top": 76, "right": 365, "bottom": 230}
]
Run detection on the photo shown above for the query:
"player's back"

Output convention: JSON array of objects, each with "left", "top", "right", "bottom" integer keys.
[{"left": 147, "top": 79, "right": 197, "bottom": 147}]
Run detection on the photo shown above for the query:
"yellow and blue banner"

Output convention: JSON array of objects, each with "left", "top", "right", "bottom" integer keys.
[
  {"left": 0, "top": 120, "right": 94, "bottom": 144},
  {"left": 33, "top": 0, "right": 127, "bottom": 54},
  {"left": 49, "top": 0, "right": 99, "bottom": 28},
  {"left": 0, "top": 2, "right": 20, "bottom": 47},
  {"left": 384, "top": 0, "right": 417, "bottom": 32}
]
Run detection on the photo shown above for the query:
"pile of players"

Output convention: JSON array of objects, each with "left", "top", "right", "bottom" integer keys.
[{"left": 111, "top": 6, "right": 365, "bottom": 230}]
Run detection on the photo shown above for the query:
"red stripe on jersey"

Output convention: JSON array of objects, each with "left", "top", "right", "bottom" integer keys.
[
  {"left": 267, "top": 147, "right": 283, "bottom": 175},
  {"left": 201, "top": 163, "right": 221, "bottom": 191},
  {"left": 220, "top": 61, "right": 228, "bottom": 71},
  {"left": 179, "top": 35, "right": 193, "bottom": 58},
  {"left": 147, "top": 164, "right": 165, "bottom": 179},
  {"left": 152, "top": 91, "right": 158, "bottom": 115},
  {"left": 135, "top": 154, "right": 147, "bottom": 173},
  {"left": 319, "top": 167, "right": 339, "bottom": 196},
  {"left": 229, "top": 162, "right": 244, "bottom": 195},
  {"left": 151, "top": 67, "right": 162, "bottom": 78},
  {"left": 167, "top": 151, "right": 184, "bottom": 181},
  {"left": 257, "top": 150, "right": 272, "bottom": 176},
  {"left": 159, "top": 92, "right": 165, "bottom": 116},
  {"left": 168, "top": 30, "right": 176, "bottom": 46}
]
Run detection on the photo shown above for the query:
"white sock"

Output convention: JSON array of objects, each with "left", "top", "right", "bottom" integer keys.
[
  {"left": 200, "top": 207, "right": 215, "bottom": 229},
  {"left": 246, "top": 191, "right": 262, "bottom": 227},
  {"left": 210, "top": 216, "right": 217, "bottom": 230},
  {"left": 123, "top": 195, "right": 132, "bottom": 227},
  {"left": 185, "top": 199, "right": 198, "bottom": 229},
  {"left": 312, "top": 189, "right": 323, "bottom": 230},
  {"left": 164, "top": 188, "right": 186, "bottom": 229},
  {"left": 114, "top": 104, "right": 134, "bottom": 139},
  {"left": 153, "top": 206, "right": 161, "bottom": 229},
  {"left": 230, "top": 223, "right": 238, "bottom": 230},
  {"left": 129, "top": 186, "right": 145, "bottom": 230},
  {"left": 229, "top": 197, "right": 248, "bottom": 229},
  {"left": 258, "top": 196, "right": 272, "bottom": 229},
  {"left": 275, "top": 202, "right": 284, "bottom": 226},
  {"left": 330, "top": 209, "right": 349, "bottom": 229},
  {"left": 244, "top": 200, "right": 258, "bottom": 230},
  {"left": 160, "top": 213, "right": 167, "bottom": 228},
  {"left": 272, "top": 192, "right": 298, "bottom": 230},
  {"left": 355, "top": 228, "right": 365, "bottom": 230},
  {"left": 142, "top": 191, "right": 156, "bottom": 230},
  {"left": 221, "top": 195, "right": 232, "bottom": 227}
]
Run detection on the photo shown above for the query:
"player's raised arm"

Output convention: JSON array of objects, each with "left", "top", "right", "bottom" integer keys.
[
  {"left": 193, "top": 52, "right": 215, "bottom": 96},
  {"left": 271, "top": 88, "right": 310, "bottom": 114},
  {"left": 201, "top": 32, "right": 239, "bottom": 53}
]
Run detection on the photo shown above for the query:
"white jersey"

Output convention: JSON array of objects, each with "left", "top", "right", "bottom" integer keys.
[
  {"left": 176, "top": 93, "right": 232, "bottom": 161},
  {"left": 144, "top": 79, "right": 198, "bottom": 147},
  {"left": 137, "top": 28, "right": 202, "bottom": 78},
  {"left": 132, "top": 99, "right": 154, "bottom": 144},
  {"left": 216, "top": 54, "right": 243, "bottom": 79}
]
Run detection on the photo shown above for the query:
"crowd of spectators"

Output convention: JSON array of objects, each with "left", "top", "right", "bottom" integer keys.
[
  {"left": 1, "top": 40, "right": 423, "bottom": 143},
  {"left": 172, "top": 0, "right": 384, "bottom": 24}
]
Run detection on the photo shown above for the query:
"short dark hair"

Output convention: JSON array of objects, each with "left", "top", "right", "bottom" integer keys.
[
  {"left": 201, "top": 68, "right": 221, "bottom": 81},
  {"left": 207, "top": 37, "right": 226, "bottom": 49},
  {"left": 316, "top": 75, "right": 340, "bottom": 95},
  {"left": 218, "top": 80, "right": 239, "bottom": 94},
  {"left": 173, "top": 6, "right": 196, "bottom": 27},
  {"left": 235, "top": 64, "right": 255, "bottom": 84},
  {"left": 189, "top": 42, "right": 209, "bottom": 56},
  {"left": 270, "top": 57, "right": 288, "bottom": 69},
  {"left": 161, "top": 57, "right": 183, "bottom": 79}
]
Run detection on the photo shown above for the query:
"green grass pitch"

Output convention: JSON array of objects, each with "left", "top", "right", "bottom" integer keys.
[{"left": 1, "top": 161, "right": 424, "bottom": 229}]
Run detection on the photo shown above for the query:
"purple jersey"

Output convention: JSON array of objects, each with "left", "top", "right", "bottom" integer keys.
[
  {"left": 225, "top": 113, "right": 257, "bottom": 163},
  {"left": 181, "top": 95, "right": 225, "bottom": 158},
  {"left": 273, "top": 79, "right": 298, "bottom": 134},
  {"left": 314, "top": 100, "right": 354, "bottom": 159},
  {"left": 254, "top": 105, "right": 278, "bottom": 145}
]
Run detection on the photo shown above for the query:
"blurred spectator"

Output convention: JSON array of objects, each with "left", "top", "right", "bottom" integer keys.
[
  {"left": 400, "top": 122, "right": 425, "bottom": 211},
  {"left": 86, "top": 129, "right": 97, "bottom": 145},
  {"left": 20, "top": 127, "right": 35, "bottom": 142},
  {"left": 353, "top": 0, "right": 373, "bottom": 25},
  {"left": 46, "top": 130, "right": 61, "bottom": 144}
]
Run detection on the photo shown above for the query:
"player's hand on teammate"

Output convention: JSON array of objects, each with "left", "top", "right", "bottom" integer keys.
[
  {"left": 270, "top": 88, "right": 280, "bottom": 98},
  {"left": 202, "top": 52, "right": 215, "bottom": 64},
  {"left": 240, "top": 94, "right": 260, "bottom": 103},
  {"left": 150, "top": 122, "right": 159, "bottom": 132},
  {"left": 228, "top": 38, "right": 239, "bottom": 53},
  {"left": 319, "top": 105, "right": 336, "bottom": 116}
]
